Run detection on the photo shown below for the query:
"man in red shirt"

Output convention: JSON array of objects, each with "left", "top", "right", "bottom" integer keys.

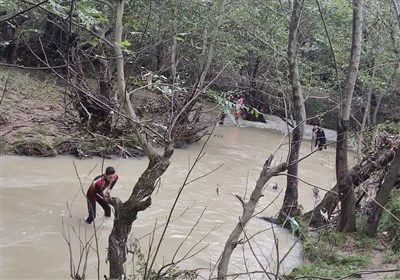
[{"left": 84, "top": 166, "right": 118, "bottom": 224}]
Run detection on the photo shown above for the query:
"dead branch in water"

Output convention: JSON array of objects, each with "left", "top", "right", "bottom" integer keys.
[
  {"left": 303, "top": 138, "right": 397, "bottom": 227},
  {"left": 217, "top": 154, "right": 288, "bottom": 279}
]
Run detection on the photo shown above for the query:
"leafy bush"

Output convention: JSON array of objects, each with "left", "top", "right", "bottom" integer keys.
[
  {"left": 302, "top": 229, "right": 344, "bottom": 262},
  {"left": 290, "top": 229, "right": 370, "bottom": 279},
  {"left": 363, "top": 121, "right": 400, "bottom": 150},
  {"left": 287, "top": 254, "right": 368, "bottom": 279},
  {"left": 126, "top": 240, "right": 198, "bottom": 280},
  {"left": 382, "top": 250, "right": 399, "bottom": 264},
  {"left": 379, "top": 190, "right": 400, "bottom": 252}
]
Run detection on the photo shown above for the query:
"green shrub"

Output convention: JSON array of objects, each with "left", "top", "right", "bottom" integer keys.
[
  {"left": 379, "top": 191, "right": 400, "bottom": 252},
  {"left": 382, "top": 250, "right": 399, "bottom": 264},
  {"left": 287, "top": 254, "right": 368, "bottom": 279},
  {"left": 290, "top": 229, "right": 370, "bottom": 279},
  {"left": 125, "top": 135, "right": 141, "bottom": 149},
  {"left": 12, "top": 139, "right": 56, "bottom": 157},
  {"left": 302, "top": 229, "right": 344, "bottom": 262},
  {"left": 32, "top": 126, "right": 53, "bottom": 136},
  {"left": 125, "top": 240, "right": 198, "bottom": 280}
]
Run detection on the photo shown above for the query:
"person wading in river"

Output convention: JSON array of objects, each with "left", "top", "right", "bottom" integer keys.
[
  {"left": 312, "top": 125, "right": 327, "bottom": 151},
  {"left": 234, "top": 95, "right": 245, "bottom": 121},
  {"left": 84, "top": 166, "right": 118, "bottom": 224}
]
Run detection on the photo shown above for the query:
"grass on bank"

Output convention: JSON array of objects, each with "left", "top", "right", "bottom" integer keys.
[
  {"left": 287, "top": 190, "right": 400, "bottom": 279},
  {"left": 285, "top": 229, "right": 370, "bottom": 279},
  {"left": 0, "top": 67, "right": 59, "bottom": 99}
]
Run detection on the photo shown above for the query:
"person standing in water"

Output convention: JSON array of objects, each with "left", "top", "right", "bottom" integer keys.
[
  {"left": 313, "top": 125, "right": 327, "bottom": 150},
  {"left": 84, "top": 166, "right": 118, "bottom": 224},
  {"left": 234, "top": 95, "right": 245, "bottom": 121}
]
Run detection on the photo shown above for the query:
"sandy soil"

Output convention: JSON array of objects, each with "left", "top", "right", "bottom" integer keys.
[{"left": 0, "top": 68, "right": 73, "bottom": 148}]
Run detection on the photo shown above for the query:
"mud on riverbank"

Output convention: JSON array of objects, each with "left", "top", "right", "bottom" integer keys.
[
  {"left": 0, "top": 68, "right": 219, "bottom": 158},
  {"left": 0, "top": 67, "right": 345, "bottom": 158}
]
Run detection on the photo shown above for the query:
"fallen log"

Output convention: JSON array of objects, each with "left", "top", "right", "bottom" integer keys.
[{"left": 303, "top": 148, "right": 395, "bottom": 227}]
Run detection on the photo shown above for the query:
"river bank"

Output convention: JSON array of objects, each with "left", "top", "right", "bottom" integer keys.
[{"left": 0, "top": 67, "right": 341, "bottom": 158}]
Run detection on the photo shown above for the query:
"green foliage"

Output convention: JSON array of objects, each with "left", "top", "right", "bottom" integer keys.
[
  {"left": 380, "top": 122, "right": 400, "bottom": 136},
  {"left": 382, "top": 250, "right": 399, "bottom": 264},
  {"left": 12, "top": 139, "right": 56, "bottom": 157},
  {"left": 0, "top": 136, "right": 6, "bottom": 151},
  {"left": 353, "top": 231, "right": 380, "bottom": 249},
  {"left": 0, "top": 0, "right": 18, "bottom": 13},
  {"left": 81, "top": 139, "right": 115, "bottom": 156},
  {"left": 289, "top": 229, "right": 369, "bottom": 279},
  {"left": 76, "top": 0, "right": 108, "bottom": 28},
  {"left": 302, "top": 229, "right": 344, "bottom": 262},
  {"left": 124, "top": 135, "right": 140, "bottom": 149},
  {"left": 207, "top": 90, "right": 236, "bottom": 112},
  {"left": 129, "top": 75, "right": 146, "bottom": 87},
  {"left": 47, "top": 0, "right": 69, "bottom": 16},
  {"left": 362, "top": 121, "right": 400, "bottom": 149},
  {"left": 32, "top": 126, "right": 53, "bottom": 136},
  {"left": 287, "top": 254, "right": 368, "bottom": 279},
  {"left": 52, "top": 137, "right": 76, "bottom": 155},
  {"left": 305, "top": 96, "right": 337, "bottom": 129},
  {"left": 379, "top": 190, "right": 400, "bottom": 252},
  {"left": 127, "top": 240, "right": 198, "bottom": 280},
  {"left": 3, "top": 0, "right": 400, "bottom": 131}
]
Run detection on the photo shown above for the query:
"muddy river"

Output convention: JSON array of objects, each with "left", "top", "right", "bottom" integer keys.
[{"left": 1, "top": 124, "right": 339, "bottom": 279}]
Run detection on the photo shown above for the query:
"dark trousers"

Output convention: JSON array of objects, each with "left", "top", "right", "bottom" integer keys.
[
  {"left": 86, "top": 194, "right": 111, "bottom": 224},
  {"left": 316, "top": 139, "right": 326, "bottom": 150}
]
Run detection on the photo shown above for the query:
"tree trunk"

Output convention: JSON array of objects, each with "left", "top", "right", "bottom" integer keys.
[
  {"left": 108, "top": 197, "right": 133, "bottom": 278},
  {"left": 114, "top": 0, "right": 126, "bottom": 112},
  {"left": 108, "top": 1, "right": 175, "bottom": 278},
  {"left": 170, "top": 0, "right": 178, "bottom": 81},
  {"left": 217, "top": 156, "right": 288, "bottom": 280},
  {"left": 364, "top": 143, "right": 400, "bottom": 236},
  {"left": 337, "top": 0, "right": 363, "bottom": 233},
  {"left": 337, "top": 119, "right": 356, "bottom": 232},
  {"left": 195, "top": 0, "right": 229, "bottom": 93},
  {"left": 279, "top": 0, "right": 306, "bottom": 221},
  {"left": 108, "top": 157, "right": 171, "bottom": 278},
  {"left": 357, "top": 88, "right": 372, "bottom": 162},
  {"left": 372, "top": 94, "right": 383, "bottom": 126}
]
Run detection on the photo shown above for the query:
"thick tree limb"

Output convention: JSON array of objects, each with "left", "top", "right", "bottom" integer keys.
[
  {"left": 217, "top": 155, "right": 288, "bottom": 279},
  {"left": 279, "top": 0, "right": 306, "bottom": 221},
  {"left": 303, "top": 148, "right": 395, "bottom": 227},
  {"left": 364, "top": 143, "right": 400, "bottom": 236}
]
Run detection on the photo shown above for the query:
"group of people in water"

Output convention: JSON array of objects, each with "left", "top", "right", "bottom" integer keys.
[{"left": 219, "top": 96, "right": 327, "bottom": 149}]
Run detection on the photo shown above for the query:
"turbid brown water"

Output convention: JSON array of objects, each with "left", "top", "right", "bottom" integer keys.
[{"left": 1, "top": 124, "right": 339, "bottom": 279}]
